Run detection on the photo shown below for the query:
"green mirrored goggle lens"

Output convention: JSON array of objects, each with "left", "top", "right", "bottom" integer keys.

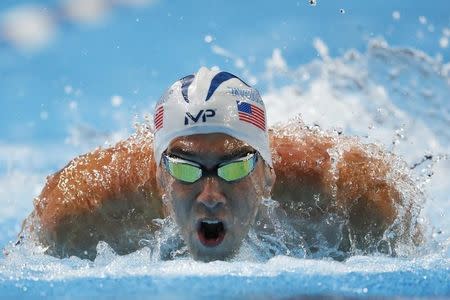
[
  {"left": 217, "top": 158, "right": 255, "bottom": 182},
  {"left": 167, "top": 161, "right": 202, "bottom": 183}
]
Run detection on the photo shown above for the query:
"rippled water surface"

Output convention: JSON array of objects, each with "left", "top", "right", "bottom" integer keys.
[{"left": 1, "top": 1, "right": 450, "bottom": 298}]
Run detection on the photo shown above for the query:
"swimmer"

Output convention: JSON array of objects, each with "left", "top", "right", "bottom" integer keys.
[{"left": 22, "top": 67, "right": 423, "bottom": 261}]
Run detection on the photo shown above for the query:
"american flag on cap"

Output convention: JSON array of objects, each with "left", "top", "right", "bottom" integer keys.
[
  {"left": 236, "top": 101, "right": 266, "bottom": 131},
  {"left": 154, "top": 105, "right": 164, "bottom": 130}
]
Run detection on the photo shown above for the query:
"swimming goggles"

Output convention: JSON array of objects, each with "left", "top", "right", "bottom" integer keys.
[{"left": 162, "top": 152, "right": 258, "bottom": 183}]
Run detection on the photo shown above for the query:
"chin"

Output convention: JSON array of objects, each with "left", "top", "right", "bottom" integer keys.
[{"left": 190, "top": 246, "right": 238, "bottom": 262}]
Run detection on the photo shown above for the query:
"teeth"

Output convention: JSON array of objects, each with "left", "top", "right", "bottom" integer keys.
[{"left": 202, "top": 220, "right": 220, "bottom": 224}]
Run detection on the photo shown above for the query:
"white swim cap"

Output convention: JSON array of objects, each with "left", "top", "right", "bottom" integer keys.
[{"left": 153, "top": 67, "right": 272, "bottom": 167}]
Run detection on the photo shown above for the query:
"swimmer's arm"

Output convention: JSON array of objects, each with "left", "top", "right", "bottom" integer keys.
[
  {"left": 270, "top": 129, "right": 422, "bottom": 250},
  {"left": 28, "top": 132, "right": 164, "bottom": 259}
]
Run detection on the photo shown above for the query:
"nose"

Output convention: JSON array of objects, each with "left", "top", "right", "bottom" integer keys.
[{"left": 196, "top": 176, "right": 226, "bottom": 211}]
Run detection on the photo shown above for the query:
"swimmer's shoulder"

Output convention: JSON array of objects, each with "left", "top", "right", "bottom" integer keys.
[
  {"left": 31, "top": 130, "right": 164, "bottom": 258},
  {"left": 268, "top": 124, "right": 423, "bottom": 251}
]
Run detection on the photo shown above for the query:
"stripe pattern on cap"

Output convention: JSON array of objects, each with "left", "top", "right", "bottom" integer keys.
[
  {"left": 236, "top": 101, "right": 266, "bottom": 131},
  {"left": 154, "top": 105, "right": 164, "bottom": 130}
]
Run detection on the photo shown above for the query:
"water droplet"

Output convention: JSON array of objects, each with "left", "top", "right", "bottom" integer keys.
[
  {"left": 309, "top": 0, "right": 317, "bottom": 6},
  {"left": 419, "top": 16, "right": 427, "bottom": 25},
  {"left": 64, "top": 85, "right": 73, "bottom": 94},
  {"left": 340, "top": 9, "right": 345, "bottom": 14},
  {"left": 204, "top": 35, "right": 213, "bottom": 43},
  {"left": 392, "top": 11, "right": 400, "bottom": 20},
  {"left": 111, "top": 95, "right": 123, "bottom": 107},
  {"left": 439, "top": 36, "right": 448, "bottom": 49}
]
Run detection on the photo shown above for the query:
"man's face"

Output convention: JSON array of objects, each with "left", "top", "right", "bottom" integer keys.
[{"left": 157, "top": 133, "right": 275, "bottom": 261}]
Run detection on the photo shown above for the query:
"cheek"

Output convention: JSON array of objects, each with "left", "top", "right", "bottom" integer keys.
[
  {"left": 228, "top": 177, "right": 264, "bottom": 224},
  {"left": 246, "top": 169, "right": 267, "bottom": 215},
  {"left": 165, "top": 180, "right": 196, "bottom": 222}
]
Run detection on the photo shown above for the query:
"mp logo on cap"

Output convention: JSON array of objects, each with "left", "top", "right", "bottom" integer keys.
[{"left": 184, "top": 109, "right": 216, "bottom": 125}]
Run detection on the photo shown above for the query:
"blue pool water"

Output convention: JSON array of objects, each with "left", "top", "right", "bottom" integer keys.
[
  {"left": 1, "top": 39, "right": 449, "bottom": 299},
  {"left": 1, "top": 1, "right": 449, "bottom": 299},
  {"left": 1, "top": 261, "right": 449, "bottom": 299}
]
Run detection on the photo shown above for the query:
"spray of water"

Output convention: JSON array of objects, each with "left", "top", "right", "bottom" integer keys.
[{"left": 1, "top": 39, "right": 449, "bottom": 290}]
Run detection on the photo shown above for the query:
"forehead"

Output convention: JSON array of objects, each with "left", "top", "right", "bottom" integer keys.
[{"left": 167, "top": 133, "right": 254, "bottom": 161}]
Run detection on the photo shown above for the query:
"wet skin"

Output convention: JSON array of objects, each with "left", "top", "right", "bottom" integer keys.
[
  {"left": 27, "top": 126, "right": 422, "bottom": 260},
  {"left": 157, "top": 133, "right": 275, "bottom": 261}
]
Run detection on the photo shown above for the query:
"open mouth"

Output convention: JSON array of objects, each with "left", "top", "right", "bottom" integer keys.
[{"left": 197, "top": 220, "right": 226, "bottom": 247}]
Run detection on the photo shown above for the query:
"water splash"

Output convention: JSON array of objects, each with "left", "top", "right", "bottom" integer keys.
[{"left": 1, "top": 38, "right": 449, "bottom": 297}]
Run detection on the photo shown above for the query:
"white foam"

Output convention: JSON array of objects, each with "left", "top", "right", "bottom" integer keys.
[{"left": 0, "top": 39, "right": 449, "bottom": 290}]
